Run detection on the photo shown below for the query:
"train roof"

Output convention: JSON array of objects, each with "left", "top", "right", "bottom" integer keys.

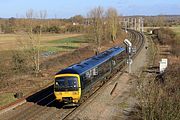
[{"left": 56, "top": 46, "right": 125, "bottom": 75}]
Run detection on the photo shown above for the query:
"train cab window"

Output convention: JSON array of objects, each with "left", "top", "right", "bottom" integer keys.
[{"left": 55, "top": 76, "right": 78, "bottom": 91}]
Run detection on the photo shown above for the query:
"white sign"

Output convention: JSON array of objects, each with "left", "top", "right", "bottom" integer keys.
[
  {"left": 159, "top": 58, "right": 168, "bottom": 73},
  {"left": 124, "top": 39, "right": 132, "bottom": 47},
  {"left": 127, "top": 59, "right": 133, "bottom": 64},
  {"left": 132, "top": 47, "right": 137, "bottom": 53}
]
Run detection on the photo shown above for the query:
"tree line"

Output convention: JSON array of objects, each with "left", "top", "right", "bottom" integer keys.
[{"left": 144, "top": 15, "right": 180, "bottom": 27}]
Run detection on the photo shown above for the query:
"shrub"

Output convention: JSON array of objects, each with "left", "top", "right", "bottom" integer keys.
[{"left": 135, "top": 64, "right": 180, "bottom": 120}]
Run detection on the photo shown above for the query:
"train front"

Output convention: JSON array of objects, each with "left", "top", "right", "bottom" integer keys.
[{"left": 54, "top": 74, "right": 81, "bottom": 105}]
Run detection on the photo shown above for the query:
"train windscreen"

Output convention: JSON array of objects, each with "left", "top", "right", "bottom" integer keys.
[{"left": 54, "top": 76, "right": 78, "bottom": 91}]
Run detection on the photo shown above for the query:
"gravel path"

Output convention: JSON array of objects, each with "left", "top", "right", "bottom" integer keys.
[{"left": 67, "top": 35, "right": 149, "bottom": 120}]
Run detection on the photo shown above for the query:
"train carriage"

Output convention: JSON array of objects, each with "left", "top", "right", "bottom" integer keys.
[{"left": 54, "top": 46, "right": 127, "bottom": 106}]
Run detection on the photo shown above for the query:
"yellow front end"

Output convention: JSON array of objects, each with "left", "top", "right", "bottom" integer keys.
[
  {"left": 54, "top": 91, "right": 80, "bottom": 103},
  {"left": 54, "top": 74, "right": 81, "bottom": 103}
]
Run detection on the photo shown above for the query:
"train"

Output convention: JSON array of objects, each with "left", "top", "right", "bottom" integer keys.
[{"left": 54, "top": 46, "right": 127, "bottom": 106}]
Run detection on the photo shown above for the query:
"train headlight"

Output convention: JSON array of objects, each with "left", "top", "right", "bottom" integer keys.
[{"left": 55, "top": 82, "right": 58, "bottom": 85}]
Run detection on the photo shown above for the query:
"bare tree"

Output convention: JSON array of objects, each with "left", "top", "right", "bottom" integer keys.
[
  {"left": 23, "top": 9, "right": 47, "bottom": 75},
  {"left": 155, "top": 15, "right": 165, "bottom": 27},
  {"left": 26, "top": 9, "right": 39, "bottom": 75},
  {"left": 37, "top": 10, "right": 47, "bottom": 74},
  {"left": 87, "top": 6, "right": 104, "bottom": 54},
  {"left": 26, "top": 9, "right": 34, "bottom": 32},
  {"left": 106, "top": 8, "right": 118, "bottom": 42}
]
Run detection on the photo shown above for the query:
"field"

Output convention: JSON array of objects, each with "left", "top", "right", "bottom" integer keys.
[
  {"left": 42, "top": 35, "right": 88, "bottom": 52},
  {"left": 0, "top": 33, "right": 83, "bottom": 51},
  {"left": 0, "top": 33, "right": 87, "bottom": 107},
  {"left": 170, "top": 25, "right": 180, "bottom": 37}
]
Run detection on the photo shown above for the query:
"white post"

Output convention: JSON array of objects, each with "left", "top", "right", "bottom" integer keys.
[
  {"left": 128, "top": 55, "right": 132, "bottom": 73},
  {"left": 128, "top": 18, "right": 130, "bottom": 29},
  {"left": 134, "top": 18, "right": 136, "bottom": 30},
  {"left": 138, "top": 18, "right": 141, "bottom": 32},
  {"left": 124, "top": 18, "right": 127, "bottom": 32},
  {"left": 141, "top": 17, "right": 144, "bottom": 32},
  {"left": 124, "top": 39, "right": 133, "bottom": 74}
]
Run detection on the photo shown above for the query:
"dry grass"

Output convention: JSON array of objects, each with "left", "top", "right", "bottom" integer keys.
[
  {"left": 134, "top": 64, "right": 180, "bottom": 120},
  {"left": 0, "top": 93, "right": 17, "bottom": 107},
  {"left": 168, "top": 55, "right": 180, "bottom": 64},
  {"left": 0, "top": 33, "right": 81, "bottom": 51},
  {"left": 170, "top": 26, "right": 180, "bottom": 37},
  {"left": 132, "top": 28, "right": 180, "bottom": 120}
]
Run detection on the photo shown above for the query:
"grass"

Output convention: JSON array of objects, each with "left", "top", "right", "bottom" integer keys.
[
  {"left": 41, "top": 45, "right": 79, "bottom": 53},
  {"left": 118, "top": 102, "right": 129, "bottom": 108},
  {"left": 48, "top": 35, "right": 87, "bottom": 44},
  {"left": 0, "top": 93, "right": 17, "bottom": 107},
  {"left": 170, "top": 25, "right": 180, "bottom": 37},
  {"left": 0, "top": 33, "right": 86, "bottom": 53},
  {"left": 0, "top": 33, "right": 82, "bottom": 51},
  {"left": 43, "top": 35, "right": 87, "bottom": 52}
]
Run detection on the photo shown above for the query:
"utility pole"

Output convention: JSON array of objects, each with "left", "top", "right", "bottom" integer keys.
[
  {"left": 130, "top": 18, "right": 133, "bottom": 29},
  {"left": 124, "top": 18, "right": 127, "bottom": 32},
  {"left": 124, "top": 39, "right": 132, "bottom": 73},
  {"left": 141, "top": 17, "right": 144, "bottom": 32},
  {"left": 138, "top": 18, "right": 141, "bottom": 32},
  {"left": 127, "top": 17, "right": 130, "bottom": 29},
  {"left": 134, "top": 18, "right": 137, "bottom": 30}
]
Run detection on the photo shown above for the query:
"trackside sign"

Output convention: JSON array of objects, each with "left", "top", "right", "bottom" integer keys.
[{"left": 159, "top": 58, "right": 168, "bottom": 73}]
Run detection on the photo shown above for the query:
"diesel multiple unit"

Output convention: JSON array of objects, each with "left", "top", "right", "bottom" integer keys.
[{"left": 54, "top": 46, "right": 127, "bottom": 106}]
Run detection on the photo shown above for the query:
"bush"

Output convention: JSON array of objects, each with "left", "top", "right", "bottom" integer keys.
[
  {"left": 67, "top": 24, "right": 84, "bottom": 33},
  {"left": 47, "top": 26, "right": 60, "bottom": 33},
  {"left": 153, "top": 28, "right": 179, "bottom": 56},
  {"left": 12, "top": 51, "right": 27, "bottom": 73},
  {"left": 33, "top": 25, "right": 41, "bottom": 34},
  {"left": 135, "top": 64, "right": 180, "bottom": 120},
  {"left": 154, "top": 28, "right": 176, "bottom": 45}
]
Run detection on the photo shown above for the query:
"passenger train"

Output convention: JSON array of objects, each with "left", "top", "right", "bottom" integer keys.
[{"left": 54, "top": 46, "right": 127, "bottom": 106}]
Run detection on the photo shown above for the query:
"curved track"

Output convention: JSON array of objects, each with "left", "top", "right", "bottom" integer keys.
[
  {"left": 1, "top": 29, "right": 145, "bottom": 120},
  {"left": 60, "top": 29, "right": 145, "bottom": 120}
]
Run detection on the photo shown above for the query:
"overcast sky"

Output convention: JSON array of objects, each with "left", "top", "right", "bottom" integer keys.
[{"left": 0, "top": 0, "right": 179, "bottom": 18}]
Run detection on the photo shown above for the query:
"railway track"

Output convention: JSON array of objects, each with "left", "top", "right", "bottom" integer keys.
[
  {"left": 1, "top": 29, "right": 145, "bottom": 120},
  {"left": 2, "top": 86, "right": 56, "bottom": 120},
  {"left": 59, "top": 29, "right": 145, "bottom": 120}
]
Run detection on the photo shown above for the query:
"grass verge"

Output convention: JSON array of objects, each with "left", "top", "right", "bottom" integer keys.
[{"left": 0, "top": 93, "right": 17, "bottom": 107}]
